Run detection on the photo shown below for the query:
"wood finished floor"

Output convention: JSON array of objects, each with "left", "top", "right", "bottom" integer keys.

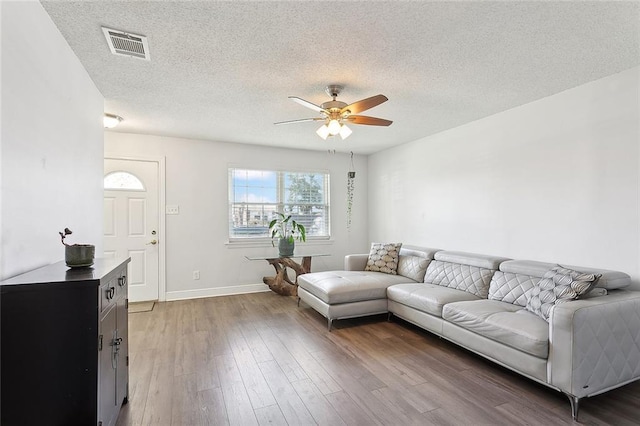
[{"left": 116, "top": 292, "right": 640, "bottom": 426}]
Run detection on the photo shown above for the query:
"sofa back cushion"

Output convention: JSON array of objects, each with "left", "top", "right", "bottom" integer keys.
[
  {"left": 424, "top": 251, "right": 509, "bottom": 298},
  {"left": 497, "top": 259, "right": 629, "bottom": 287},
  {"left": 489, "top": 259, "right": 627, "bottom": 307},
  {"left": 488, "top": 271, "right": 539, "bottom": 307},
  {"left": 489, "top": 260, "right": 554, "bottom": 306},
  {"left": 561, "top": 265, "right": 630, "bottom": 290},
  {"left": 398, "top": 256, "right": 429, "bottom": 282},
  {"left": 397, "top": 246, "right": 440, "bottom": 282}
]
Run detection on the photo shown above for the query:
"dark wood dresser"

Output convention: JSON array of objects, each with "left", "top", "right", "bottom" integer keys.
[{"left": 0, "top": 257, "right": 130, "bottom": 426}]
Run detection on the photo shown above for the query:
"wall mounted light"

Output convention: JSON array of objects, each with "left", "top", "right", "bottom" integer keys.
[{"left": 103, "top": 113, "right": 123, "bottom": 128}]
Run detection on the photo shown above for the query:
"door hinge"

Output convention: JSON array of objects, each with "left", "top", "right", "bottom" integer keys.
[
  {"left": 125, "top": 298, "right": 128, "bottom": 309},
  {"left": 98, "top": 335, "right": 103, "bottom": 351},
  {"left": 126, "top": 355, "right": 129, "bottom": 366}
]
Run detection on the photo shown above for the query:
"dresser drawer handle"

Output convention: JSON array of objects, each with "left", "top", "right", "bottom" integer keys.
[
  {"left": 106, "top": 287, "right": 115, "bottom": 300},
  {"left": 118, "top": 276, "right": 127, "bottom": 287}
]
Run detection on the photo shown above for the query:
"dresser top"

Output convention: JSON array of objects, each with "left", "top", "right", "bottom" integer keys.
[{"left": 0, "top": 258, "right": 130, "bottom": 287}]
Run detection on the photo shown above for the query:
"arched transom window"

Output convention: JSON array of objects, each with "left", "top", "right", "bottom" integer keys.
[{"left": 104, "top": 171, "right": 145, "bottom": 191}]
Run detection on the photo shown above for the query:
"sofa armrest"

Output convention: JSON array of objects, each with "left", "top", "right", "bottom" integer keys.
[
  {"left": 345, "top": 254, "right": 369, "bottom": 271},
  {"left": 548, "top": 290, "right": 640, "bottom": 398}
]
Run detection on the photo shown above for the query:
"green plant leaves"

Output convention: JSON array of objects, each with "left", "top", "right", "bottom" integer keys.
[{"left": 269, "top": 212, "right": 306, "bottom": 243}]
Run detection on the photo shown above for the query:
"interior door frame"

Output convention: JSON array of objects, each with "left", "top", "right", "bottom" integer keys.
[{"left": 104, "top": 155, "right": 167, "bottom": 302}]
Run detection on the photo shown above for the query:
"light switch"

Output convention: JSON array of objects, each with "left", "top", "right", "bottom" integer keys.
[{"left": 166, "top": 205, "right": 180, "bottom": 215}]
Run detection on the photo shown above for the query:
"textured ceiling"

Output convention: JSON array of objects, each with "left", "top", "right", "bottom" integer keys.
[{"left": 41, "top": 1, "right": 639, "bottom": 155}]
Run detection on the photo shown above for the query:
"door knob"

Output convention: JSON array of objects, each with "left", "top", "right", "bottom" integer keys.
[{"left": 146, "top": 239, "right": 158, "bottom": 245}]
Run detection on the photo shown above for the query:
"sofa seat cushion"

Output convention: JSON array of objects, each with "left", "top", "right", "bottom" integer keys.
[
  {"left": 443, "top": 300, "right": 549, "bottom": 358},
  {"left": 387, "top": 283, "right": 480, "bottom": 317},
  {"left": 297, "top": 271, "right": 412, "bottom": 304}
]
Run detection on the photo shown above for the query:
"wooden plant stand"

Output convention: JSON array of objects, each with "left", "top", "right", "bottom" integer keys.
[
  {"left": 245, "top": 254, "right": 329, "bottom": 297},
  {"left": 263, "top": 256, "right": 312, "bottom": 296}
]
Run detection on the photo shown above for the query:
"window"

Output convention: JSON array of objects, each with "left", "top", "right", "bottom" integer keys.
[
  {"left": 229, "top": 168, "right": 330, "bottom": 240},
  {"left": 104, "top": 171, "right": 145, "bottom": 190}
]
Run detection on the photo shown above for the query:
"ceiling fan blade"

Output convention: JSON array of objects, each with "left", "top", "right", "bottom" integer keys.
[
  {"left": 289, "top": 97, "right": 328, "bottom": 114},
  {"left": 346, "top": 115, "right": 393, "bottom": 126},
  {"left": 341, "top": 94, "right": 388, "bottom": 115},
  {"left": 274, "top": 117, "right": 324, "bottom": 125}
]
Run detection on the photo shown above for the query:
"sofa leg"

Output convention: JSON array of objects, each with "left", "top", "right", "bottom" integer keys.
[
  {"left": 387, "top": 312, "right": 393, "bottom": 322},
  {"left": 564, "top": 393, "right": 580, "bottom": 421},
  {"left": 327, "top": 318, "right": 333, "bottom": 331},
  {"left": 297, "top": 297, "right": 301, "bottom": 307}
]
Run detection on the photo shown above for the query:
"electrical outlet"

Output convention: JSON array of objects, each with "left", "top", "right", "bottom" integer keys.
[
  {"left": 166, "top": 205, "right": 180, "bottom": 215},
  {"left": 193, "top": 270, "right": 200, "bottom": 280}
]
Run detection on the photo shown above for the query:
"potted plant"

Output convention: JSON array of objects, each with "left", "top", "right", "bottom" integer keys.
[
  {"left": 59, "top": 228, "right": 95, "bottom": 268},
  {"left": 269, "top": 212, "right": 306, "bottom": 256}
]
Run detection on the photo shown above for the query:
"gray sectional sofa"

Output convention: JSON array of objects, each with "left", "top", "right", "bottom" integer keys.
[{"left": 297, "top": 246, "right": 640, "bottom": 420}]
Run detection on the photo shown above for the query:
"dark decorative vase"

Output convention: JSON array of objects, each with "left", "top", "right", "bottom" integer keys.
[
  {"left": 278, "top": 238, "right": 294, "bottom": 257},
  {"left": 65, "top": 244, "right": 95, "bottom": 268}
]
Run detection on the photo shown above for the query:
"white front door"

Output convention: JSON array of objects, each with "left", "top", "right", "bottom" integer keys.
[{"left": 104, "top": 158, "right": 160, "bottom": 302}]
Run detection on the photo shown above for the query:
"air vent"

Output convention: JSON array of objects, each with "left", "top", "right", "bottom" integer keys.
[{"left": 102, "top": 27, "right": 150, "bottom": 60}]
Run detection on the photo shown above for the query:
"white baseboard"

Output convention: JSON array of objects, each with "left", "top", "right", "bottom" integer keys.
[{"left": 165, "top": 283, "right": 270, "bottom": 301}]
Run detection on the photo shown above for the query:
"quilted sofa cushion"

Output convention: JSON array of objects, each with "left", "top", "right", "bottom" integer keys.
[
  {"left": 499, "top": 259, "right": 630, "bottom": 290},
  {"left": 297, "top": 270, "right": 412, "bottom": 304},
  {"left": 424, "top": 262, "right": 495, "bottom": 299},
  {"left": 397, "top": 255, "right": 430, "bottom": 282},
  {"left": 443, "top": 299, "right": 549, "bottom": 358},
  {"left": 423, "top": 251, "right": 510, "bottom": 298},
  {"left": 490, "top": 260, "right": 618, "bottom": 307},
  {"left": 387, "top": 283, "right": 480, "bottom": 317},
  {"left": 488, "top": 271, "right": 539, "bottom": 307}
]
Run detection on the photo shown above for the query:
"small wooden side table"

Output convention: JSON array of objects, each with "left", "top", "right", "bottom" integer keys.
[{"left": 245, "top": 253, "right": 330, "bottom": 296}]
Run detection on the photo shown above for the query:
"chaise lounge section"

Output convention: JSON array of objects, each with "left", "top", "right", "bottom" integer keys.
[
  {"left": 298, "top": 246, "right": 439, "bottom": 330},
  {"left": 297, "top": 245, "right": 640, "bottom": 420}
]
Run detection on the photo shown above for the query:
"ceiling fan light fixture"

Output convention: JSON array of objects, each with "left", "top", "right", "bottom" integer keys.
[
  {"left": 327, "top": 119, "right": 341, "bottom": 135},
  {"left": 339, "top": 124, "right": 352, "bottom": 140},
  {"left": 278, "top": 85, "right": 392, "bottom": 141},
  {"left": 104, "top": 113, "right": 123, "bottom": 128},
  {"left": 316, "top": 124, "right": 330, "bottom": 140}
]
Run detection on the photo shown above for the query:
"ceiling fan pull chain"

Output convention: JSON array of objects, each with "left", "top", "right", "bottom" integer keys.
[{"left": 348, "top": 151, "right": 356, "bottom": 178}]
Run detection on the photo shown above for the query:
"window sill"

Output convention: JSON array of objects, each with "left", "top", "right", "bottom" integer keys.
[{"left": 225, "top": 239, "right": 335, "bottom": 249}]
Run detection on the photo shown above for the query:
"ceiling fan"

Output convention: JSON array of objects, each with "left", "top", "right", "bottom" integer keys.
[{"left": 275, "top": 85, "right": 392, "bottom": 140}]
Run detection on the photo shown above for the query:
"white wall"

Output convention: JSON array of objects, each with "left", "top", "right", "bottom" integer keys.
[
  {"left": 0, "top": 1, "right": 104, "bottom": 279},
  {"left": 369, "top": 67, "right": 640, "bottom": 289},
  {"left": 105, "top": 133, "right": 368, "bottom": 300}
]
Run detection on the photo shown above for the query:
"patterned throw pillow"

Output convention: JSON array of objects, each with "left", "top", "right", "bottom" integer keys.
[
  {"left": 525, "top": 266, "right": 601, "bottom": 321},
  {"left": 364, "top": 242, "right": 402, "bottom": 275}
]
